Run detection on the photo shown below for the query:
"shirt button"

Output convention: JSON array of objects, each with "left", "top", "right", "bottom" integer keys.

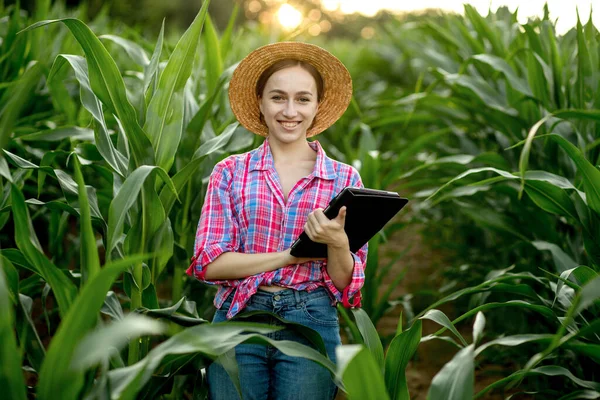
[{"left": 274, "top": 295, "right": 281, "bottom": 301}]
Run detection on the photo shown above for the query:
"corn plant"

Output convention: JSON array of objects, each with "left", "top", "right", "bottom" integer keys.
[{"left": 366, "top": 4, "right": 600, "bottom": 396}]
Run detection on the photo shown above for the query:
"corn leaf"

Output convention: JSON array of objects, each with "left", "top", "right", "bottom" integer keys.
[
  {"left": 47, "top": 54, "right": 128, "bottom": 176},
  {"left": 337, "top": 345, "right": 390, "bottom": 400},
  {"left": 203, "top": 14, "right": 223, "bottom": 97},
  {"left": 109, "top": 322, "right": 336, "bottom": 400},
  {"left": 72, "top": 155, "right": 100, "bottom": 284},
  {"left": 427, "top": 344, "right": 474, "bottom": 400},
  {"left": 531, "top": 241, "right": 578, "bottom": 273},
  {"left": 107, "top": 165, "right": 178, "bottom": 258},
  {"left": 36, "top": 254, "right": 150, "bottom": 400},
  {"left": 351, "top": 308, "right": 384, "bottom": 373},
  {"left": 547, "top": 134, "right": 600, "bottom": 215},
  {"left": 99, "top": 34, "right": 149, "bottom": 67},
  {"left": 420, "top": 309, "right": 468, "bottom": 347},
  {"left": 0, "top": 261, "right": 27, "bottom": 400},
  {"left": 385, "top": 320, "right": 422, "bottom": 400},
  {"left": 72, "top": 314, "right": 165, "bottom": 370},
  {"left": 144, "top": 1, "right": 210, "bottom": 172},
  {"left": 0, "top": 62, "right": 43, "bottom": 151},
  {"left": 23, "top": 19, "right": 154, "bottom": 167},
  {"left": 524, "top": 180, "right": 579, "bottom": 221},
  {"left": 143, "top": 20, "right": 165, "bottom": 109},
  {"left": 11, "top": 184, "right": 76, "bottom": 317}
]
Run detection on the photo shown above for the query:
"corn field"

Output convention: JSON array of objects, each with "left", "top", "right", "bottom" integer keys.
[{"left": 1, "top": 0, "right": 599, "bottom": 399}]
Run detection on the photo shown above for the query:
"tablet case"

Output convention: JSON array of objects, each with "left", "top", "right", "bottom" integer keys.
[{"left": 289, "top": 187, "right": 409, "bottom": 258}]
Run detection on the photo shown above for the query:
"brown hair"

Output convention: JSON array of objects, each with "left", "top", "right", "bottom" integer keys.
[{"left": 255, "top": 59, "right": 324, "bottom": 101}]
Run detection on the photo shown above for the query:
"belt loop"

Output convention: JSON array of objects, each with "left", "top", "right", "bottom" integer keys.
[{"left": 293, "top": 289, "right": 302, "bottom": 305}]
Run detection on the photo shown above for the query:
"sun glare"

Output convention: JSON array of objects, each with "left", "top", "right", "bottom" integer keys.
[{"left": 277, "top": 4, "right": 303, "bottom": 30}]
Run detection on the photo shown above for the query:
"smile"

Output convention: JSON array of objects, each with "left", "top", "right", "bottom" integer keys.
[{"left": 278, "top": 121, "right": 301, "bottom": 129}]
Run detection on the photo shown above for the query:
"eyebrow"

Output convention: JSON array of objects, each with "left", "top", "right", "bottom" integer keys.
[{"left": 268, "top": 89, "right": 314, "bottom": 96}]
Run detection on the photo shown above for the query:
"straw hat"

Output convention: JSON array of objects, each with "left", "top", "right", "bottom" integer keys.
[{"left": 228, "top": 42, "right": 353, "bottom": 137}]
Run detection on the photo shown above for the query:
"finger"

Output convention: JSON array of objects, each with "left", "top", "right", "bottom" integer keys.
[
  {"left": 304, "top": 222, "right": 316, "bottom": 241},
  {"left": 335, "top": 206, "right": 347, "bottom": 225},
  {"left": 313, "top": 208, "right": 330, "bottom": 225},
  {"left": 306, "top": 217, "right": 323, "bottom": 238}
]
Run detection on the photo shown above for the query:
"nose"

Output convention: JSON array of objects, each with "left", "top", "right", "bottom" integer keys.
[{"left": 282, "top": 100, "right": 297, "bottom": 118}]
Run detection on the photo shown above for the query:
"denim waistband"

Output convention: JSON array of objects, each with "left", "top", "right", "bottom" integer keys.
[{"left": 251, "top": 286, "right": 330, "bottom": 307}]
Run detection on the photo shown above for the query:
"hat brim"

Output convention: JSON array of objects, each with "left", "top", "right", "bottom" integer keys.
[{"left": 228, "top": 42, "right": 353, "bottom": 137}]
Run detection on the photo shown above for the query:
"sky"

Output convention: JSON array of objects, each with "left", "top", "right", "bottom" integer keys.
[{"left": 320, "top": 0, "right": 599, "bottom": 34}]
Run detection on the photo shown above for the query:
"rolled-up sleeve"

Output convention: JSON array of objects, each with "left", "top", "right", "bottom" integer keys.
[
  {"left": 186, "top": 160, "right": 240, "bottom": 284},
  {"left": 323, "top": 168, "right": 368, "bottom": 307}
]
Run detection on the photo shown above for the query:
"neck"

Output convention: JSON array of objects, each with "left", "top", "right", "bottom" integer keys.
[{"left": 267, "top": 137, "right": 314, "bottom": 163}]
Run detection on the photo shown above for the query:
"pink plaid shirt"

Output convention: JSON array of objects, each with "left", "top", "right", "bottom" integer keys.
[{"left": 186, "top": 139, "right": 368, "bottom": 319}]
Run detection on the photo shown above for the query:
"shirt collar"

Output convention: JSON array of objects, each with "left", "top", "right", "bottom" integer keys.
[{"left": 249, "top": 139, "right": 337, "bottom": 180}]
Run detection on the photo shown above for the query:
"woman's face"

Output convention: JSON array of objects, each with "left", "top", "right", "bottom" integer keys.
[{"left": 259, "top": 65, "right": 319, "bottom": 145}]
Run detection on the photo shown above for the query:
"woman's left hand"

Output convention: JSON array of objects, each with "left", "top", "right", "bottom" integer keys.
[{"left": 304, "top": 206, "right": 350, "bottom": 249}]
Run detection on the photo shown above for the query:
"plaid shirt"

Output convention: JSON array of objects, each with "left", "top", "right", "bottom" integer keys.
[{"left": 186, "top": 139, "right": 368, "bottom": 319}]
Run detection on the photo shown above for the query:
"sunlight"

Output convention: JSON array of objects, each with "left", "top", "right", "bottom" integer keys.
[
  {"left": 277, "top": 4, "right": 303, "bottom": 30},
  {"left": 315, "top": 0, "right": 598, "bottom": 34}
]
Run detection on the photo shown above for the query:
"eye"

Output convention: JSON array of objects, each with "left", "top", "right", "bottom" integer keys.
[
  {"left": 298, "top": 97, "right": 311, "bottom": 103},
  {"left": 271, "top": 95, "right": 284, "bottom": 101}
]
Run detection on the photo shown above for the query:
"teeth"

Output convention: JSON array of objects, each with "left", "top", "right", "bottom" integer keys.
[{"left": 280, "top": 121, "right": 299, "bottom": 128}]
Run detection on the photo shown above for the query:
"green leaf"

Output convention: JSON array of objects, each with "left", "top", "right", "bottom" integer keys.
[
  {"left": 420, "top": 309, "right": 468, "bottom": 347},
  {"left": 144, "top": 1, "right": 210, "bottom": 172},
  {"left": 143, "top": 20, "right": 165, "bottom": 107},
  {"left": 24, "top": 19, "right": 154, "bottom": 167},
  {"left": 0, "top": 62, "right": 43, "bottom": 152},
  {"left": 337, "top": 345, "right": 390, "bottom": 400},
  {"left": 99, "top": 34, "right": 149, "bottom": 66},
  {"left": 203, "top": 14, "right": 223, "bottom": 96},
  {"left": 107, "top": 165, "right": 178, "bottom": 257},
  {"left": 139, "top": 296, "right": 206, "bottom": 327},
  {"left": 427, "top": 344, "right": 474, "bottom": 400},
  {"left": 554, "top": 266, "right": 599, "bottom": 306},
  {"left": 443, "top": 73, "right": 517, "bottom": 116},
  {"left": 574, "top": 275, "right": 600, "bottom": 315},
  {"left": 18, "top": 126, "right": 94, "bottom": 142},
  {"left": 558, "top": 390, "right": 600, "bottom": 400},
  {"left": 72, "top": 156, "right": 100, "bottom": 284},
  {"left": 0, "top": 260, "right": 27, "bottom": 400},
  {"left": 11, "top": 184, "right": 76, "bottom": 318},
  {"left": 160, "top": 123, "right": 237, "bottom": 216},
  {"left": 475, "top": 334, "right": 555, "bottom": 357},
  {"left": 524, "top": 180, "right": 579, "bottom": 221},
  {"left": 108, "top": 322, "right": 336, "bottom": 400},
  {"left": 220, "top": 2, "right": 239, "bottom": 59},
  {"left": 471, "top": 54, "right": 532, "bottom": 96},
  {"left": 72, "top": 314, "right": 165, "bottom": 370},
  {"left": 37, "top": 254, "right": 150, "bottom": 400},
  {"left": 547, "top": 134, "right": 600, "bottom": 216},
  {"left": 531, "top": 241, "right": 578, "bottom": 273},
  {"left": 385, "top": 320, "right": 422, "bottom": 400},
  {"left": 351, "top": 308, "right": 384, "bottom": 372},
  {"left": 477, "top": 366, "right": 600, "bottom": 398},
  {"left": 472, "top": 311, "right": 485, "bottom": 345},
  {"left": 48, "top": 54, "right": 128, "bottom": 176}
]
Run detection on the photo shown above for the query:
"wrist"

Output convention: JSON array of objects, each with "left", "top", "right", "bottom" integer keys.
[{"left": 328, "top": 234, "right": 350, "bottom": 251}]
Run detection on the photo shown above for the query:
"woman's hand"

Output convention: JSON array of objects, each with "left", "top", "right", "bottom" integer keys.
[
  {"left": 303, "top": 206, "right": 350, "bottom": 249},
  {"left": 282, "top": 248, "right": 326, "bottom": 265}
]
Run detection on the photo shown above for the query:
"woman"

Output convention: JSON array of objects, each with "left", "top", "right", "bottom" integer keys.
[{"left": 186, "top": 42, "right": 367, "bottom": 400}]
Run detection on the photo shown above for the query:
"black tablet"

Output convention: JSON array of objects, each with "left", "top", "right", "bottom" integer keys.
[{"left": 289, "top": 187, "right": 409, "bottom": 258}]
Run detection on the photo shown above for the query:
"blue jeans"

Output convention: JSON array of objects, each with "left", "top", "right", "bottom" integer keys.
[{"left": 207, "top": 287, "right": 341, "bottom": 400}]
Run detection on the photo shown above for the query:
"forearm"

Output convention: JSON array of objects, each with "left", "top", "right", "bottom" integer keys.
[
  {"left": 203, "top": 251, "right": 293, "bottom": 280},
  {"left": 326, "top": 240, "right": 354, "bottom": 290}
]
